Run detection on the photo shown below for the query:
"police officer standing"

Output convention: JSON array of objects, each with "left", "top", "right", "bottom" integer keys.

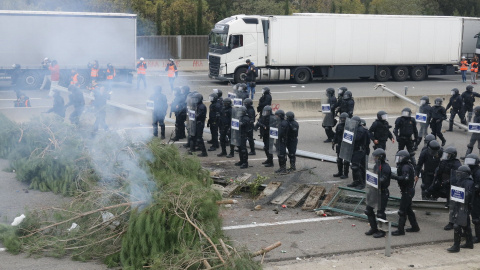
[
  {"left": 447, "top": 165, "right": 474, "bottom": 252},
  {"left": 430, "top": 98, "right": 447, "bottom": 146},
  {"left": 235, "top": 106, "right": 250, "bottom": 168},
  {"left": 65, "top": 85, "right": 85, "bottom": 126},
  {"left": 369, "top": 111, "right": 394, "bottom": 150},
  {"left": 464, "top": 154, "right": 480, "bottom": 243},
  {"left": 463, "top": 106, "right": 480, "bottom": 159},
  {"left": 150, "top": 86, "right": 168, "bottom": 139},
  {"left": 415, "top": 140, "right": 442, "bottom": 200},
  {"left": 391, "top": 150, "right": 420, "bottom": 236},
  {"left": 338, "top": 90, "right": 355, "bottom": 117},
  {"left": 286, "top": 111, "right": 299, "bottom": 172},
  {"left": 255, "top": 106, "right": 274, "bottom": 167},
  {"left": 207, "top": 93, "right": 222, "bottom": 151},
  {"left": 275, "top": 110, "right": 289, "bottom": 174},
  {"left": 414, "top": 96, "right": 432, "bottom": 150},
  {"left": 347, "top": 116, "right": 369, "bottom": 189},
  {"left": 323, "top": 88, "right": 337, "bottom": 143},
  {"left": 446, "top": 88, "right": 466, "bottom": 131},
  {"left": 333, "top": 113, "right": 349, "bottom": 179},
  {"left": 257, "top": 87, "right": 272, "bottom": 114},
  {"left": 171, "top": 87, "right": 187, "bottom": 141},
  {"left": 243, "top": 98, "right": 256, "bottom": 155},
  {"left": 92, "top": 85, "right": 110, "bottom": 134},
  {"left": 189, "top": 93, "right": 208, "bottom": 157},
  {"left": 217, "top": 98, "right": 232, "bottom": 157},
  {"left": 332, "top": 87, "right": 347, "bottom": 116},
  {"left": 365, "top": 148, "right": 391, "bottom": 238},
  {"left": 236, "top": 83, "right": 249, "bottom": 101},
  {"left": 394, "top": 108, "right": 418, "bottom": 163},
  {"left": 462, "top": 85, "right": 480, "bottom": 123}
]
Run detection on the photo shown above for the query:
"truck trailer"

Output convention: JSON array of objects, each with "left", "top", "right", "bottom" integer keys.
[
  {"left": 0, "top": 10, "right": 137, "bottom": 89},
  {"left": 208, "top": 13, "right": 480, "bottom": 83}
]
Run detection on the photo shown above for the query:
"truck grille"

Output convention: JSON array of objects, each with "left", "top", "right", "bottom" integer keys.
[{"left": 209, "top": 55, "right": 220, "bottom": 77}]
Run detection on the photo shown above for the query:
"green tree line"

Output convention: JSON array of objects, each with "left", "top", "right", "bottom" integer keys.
[{"left": 1, "top": 0, "right": 480, "bottom": 35}]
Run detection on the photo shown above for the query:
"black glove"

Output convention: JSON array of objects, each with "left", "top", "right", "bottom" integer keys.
[
  {"left": 436, "top": 119, "right": 441, "bottom": 123},
  {"left": 332, "top": 143, "right": 336, "bottom": 151},
  {"left": 391, "top": 173, "right": 399, "bottom": 180}
]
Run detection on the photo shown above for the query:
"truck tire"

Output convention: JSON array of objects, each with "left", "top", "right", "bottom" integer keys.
[
  {"left": 392, "top": 66, "right": 408, "bottom": 81},
  {"left": 294, "top": 68, "right": 310, "bottom": 84},
  {"left": 375, "top": 66, "right": 391, "bottom": 82},
  {"left": 234, "top": 67, "right": 247, "bottom": 84},
  {"left": 21, "top": 71, "right": 42, "bottom": 90},
  {"left": 410, "top": 66, "right": 426, "bottom": 81},
  {"left": 76, "top": 70, "right": 89, "bottom": 88}
]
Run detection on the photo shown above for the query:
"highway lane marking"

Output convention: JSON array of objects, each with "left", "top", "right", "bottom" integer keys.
[{"left": 271, "top": 90, "right": 325, "bottom": 94}]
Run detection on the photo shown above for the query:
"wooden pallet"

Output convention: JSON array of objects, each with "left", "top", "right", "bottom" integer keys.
[
  {"left": 285, "top": 185, "right": 313, "bottom": 208},
  {"left": 270, "top": 184, "right": 300, "bottom": 205},
  {"left": 302, "top": 186, "right": 326, "bottom": 210},
  {"left": 222, "top": 173, "right": 252, "bottom": 197},
  {"left": 256, "top": 181, "right": 282, "bottom": 200}
]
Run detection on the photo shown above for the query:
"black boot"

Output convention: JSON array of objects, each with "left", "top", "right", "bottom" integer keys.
[
  {"left": 160, "top": 125, "right": 166, "bottom": 139},
  {"left": 447, "top": 121, "right": 453, "bottom": 131},
  {"left": 226, "top": 146, "right": 235, "bottom": 158},
  {"left": 392, "top": 216, "right": 406, "bottom": 236},
  {"left": 240, "top": 150, "right": 248, "bottom": 169},
  {"left": 288, "top": 156, "right": 296, "bottom": 172},
  {"left": 474, "top": 225, "right": 480, "bottom": 243},
  {"left": 460, "top": 228, "right": 474, "bottom": 249},
  {"left": 447, "top": 231, "right": 461, "bottom": 252},
  {"left": 264, "top": 154, "right": 274, "bottom": 167},
  {"left": 365, "top": 213, "right": 378, "bottom": 235},
  {"left": 340, "top": 163, "right": 349, "bottom": 179},
  {"left": 444, "top": 222, "right": 454, "bottom": 231},
  {"left": 406, "top": 211, "right": 420, "bottom": 232},
  {"left": 275, "top": 156, "right": 287, "bottom": 173},
  {"left": 217, "top": 150, "right": 227, "bottom": 157},
  {"left": 333, "top": 160, "right": 343, "bottom": 177}
]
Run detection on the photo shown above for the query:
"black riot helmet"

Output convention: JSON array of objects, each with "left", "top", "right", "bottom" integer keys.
[
  {"left": 338, "top": 87, "right": 347, "bottom": 96},
  {"left": 262, "top": 87, "right": 270, "bottom": 95},
  {"left": 427, "top": 140, "right": 441, "bottom": 157},
  {"left": 360, "top": 119, "right": 366, "bottom": 127},
  {"left": 239, "top": 106, "right": 247, "bottom": 116},
  {"left": 377, "top": 110, "right": 388, "bottom": 121},
  {"left": 467, "top": 85, "right": 474, "bottom": 92},
  {"left": 424, "top": 134, "right": 436, "bottom": 146},
  {"left": 474, "top": 106, "right": 480, "bottom": 116},
  {"left": 275, "top": 109, "right": 285, "bottom": 120},
  {"left": 464, "top": 154, "right": 480, "bottom": 167},
  {"left": 351, "top": 115, "right": 361, "bottom": 126},
  {"left": 243, "top": 98, "right": 253, "bottom": 107},
  {"left": 194, "top": 93, "right": 203, "bottom": 104},
  {"left": 401, "top": 107, "right": 412, "bottom": 117},
  {"left": 213, "top": 89, "right": 223, "bottom": 98},
  {"left": 262, "top": 105, "right": 272, "bottom": 116},
  {"left": 223, "top": 97, "right": 232, "bottom": 107},
  {"left": 239, "top": 83, "right": 248, "bottom": 91},
  {"left": 286, "top": 111, "right": 295, "bottom": 120},
  {"left": 343, "top": 90, "right": 352, "bottom": 100},
  {"left": 181, "top": 85, "right": 190, "bottom": 95},
  {"left": 372, "top": 148, "right": 386, "bottom": 162},
  {"left": 434, "top": 98, "right": 443, "bottom": 106},
  {"left": 326, "top": 88, "right": 335, "bottom": 97},
  {"left": 451, "top": 88, "right": 459, "bottom": 96},
  {"left": 339, "top": 112, "right": 349, "bottom": 123},
  {"left": 420, "top": 96, "right": 429, "bottom": 105},
  {"left": 441, "top": 146, "right": 457, "bottom": 161},
  {"left": 395, "top": 150, "right": 411, "bottom": 164},
  {"left": 209, "top": 93, "right": 218, "bottom": 103},
  {"left": 173, "top": 87, "right": 181, "bottom": 96},
  {"left": 456, "top": 165, "right": 472, "bottom": 180}
]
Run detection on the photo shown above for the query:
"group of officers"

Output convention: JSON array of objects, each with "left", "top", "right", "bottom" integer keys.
[{"left": 321, "top": 85, "right": 480, "bottom": 252}]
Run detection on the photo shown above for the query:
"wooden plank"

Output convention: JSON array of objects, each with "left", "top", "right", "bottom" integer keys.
[
  {"left": 222, "top": 173, "right": 251, "bottom": 197},
  {"left": 302, "top": 186, "right": 326, "bottom": 210},
  {"left": 256, "top": 181, "right": 282, "bottom": 200},
  {"left": 285, "top": 185, "right": 313, "bottom": 208},
  {"left": 320, "top": 185, "right": 339, "bottom": 208},
  {"left": 270, "top": 184, "right": 300, "bottom": 205}
]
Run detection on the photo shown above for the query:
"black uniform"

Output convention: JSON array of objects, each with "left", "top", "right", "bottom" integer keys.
[
  {"left": 208, "top": 100, "right": 222, "bottom": 149},
  {"left": 369, "top": 120, "right": 393, "bottom": 150},
  {"left": 246, "top": 105, "right": 256, "bottom": 154},
  {"left": 150, "top": 91, "right": 168, "bottom": 138},
  {"left": 430, "top": 105, "right": 447, "bottom": 145},
  {"left": 391, "top": 161, "right": 419, "bottom": 235},
  {"left": 394, "top": 116, "right": 418, "bottom": 154},
  {"left": 65, "top": 87, "right": 85, "bottom": 125},
  {"left": 238, "top": 114, "right": 251, "bottom": 167},
  {"left": 449, "top": 172, "right": 475, "bottom": 251},
  {"left": 257, "top": 92, "right": 272, "bottom": 114},
  {"left": 287, "top": 118, "right": 299, "bottom": 170},
  {"left": 416, "top": 146, "right": 442, "bottom": 199},
  {"left": 351, "top": 125, "right": 369, "bottom": 188},
  {"left": 171, "top": 91, "right": 187, "bottom": 140},
  {"left": 219, "top": 105, "right": 232, "bottom": 156},
  {"left": 446, "top": 93, "right": 466, "bottom": 130},
  {"left": 462, "top": 90, "right": 480, "bottom": 123},
  {"left": 466, "top": 113, "right": 480, "bottom": 156},
  {"left": 323, "top": 95, "right": 338, "bottom": 141},
  {"left": 255, "top": 114, "right": 273, "bottom": 165},
  {"left": 365, "top": 160, "right": 391, "bottom": 235},
  {"left": 339, "top": 98, "right": 355, "bottom": 117},
  {"left": 333, "top": 121, "right": 349, "bottom": 178},
  {"left": 190, "top": 102, "right": 207, "bottom": 155},
  {"left": 470, "top": 165, "right": 480, "bottom": 242},
  {"left": 277, "top": 118, "right": 289, "bottom": 171},
  {"left": 416, "top": 103, "right": 432, "bottom": 148},
  {"left": 92, "top": 89, "right": 110, "bottom": 132},
  {"left": 426, "top": 159, "right": 461, "bottom": 200},
  {"left": 46, "top": 91, "right": 65, "bottom": 118}
]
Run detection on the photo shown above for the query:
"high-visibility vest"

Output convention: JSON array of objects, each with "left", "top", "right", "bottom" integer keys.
[
  {"left": 460, "top": 60, "right": 468, "bottom": 71},
  {"left": 91, "top": 67, "right": 99, "bottom": 77},
  {"left": 107, "top": 68, "right": 116, "bottom": 80},
  {"left": 70, "top": 73, "right": 78, "bottom": 85},
  {"left": 471, "top": 61, "right": 479, "bottom": 73},
  {"left": 167, "top": 65, "right": 176, "bottom": 78},
  {"left": 137, "top": 62, "right": 146, "bottom": 74}
]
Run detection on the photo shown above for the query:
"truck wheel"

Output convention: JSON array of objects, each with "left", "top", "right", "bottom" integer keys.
[
  {"left": 410, "top": 66, "right": 426, "bottom": 81},
  {"left": 76, "top": 71, "right": 90, "bottom": 88},
  {"left": 21, "top": 71, "right": 42, "bottom": 90},
  {"left": 234, "top": 67, "right": 247, "bottom": 84},
  {"left": 392, "top": 66, "right": 408, "bottom": 81},
  {"left": 294, "top": 68, "right": 310, "bottom": 84},
  {"left": 375, "top": 66, "right": 390, "bottom": 82}
]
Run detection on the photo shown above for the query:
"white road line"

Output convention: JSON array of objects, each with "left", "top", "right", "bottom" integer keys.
[{"left": 271, "top": 91, "right": 325, "bottom": 94}]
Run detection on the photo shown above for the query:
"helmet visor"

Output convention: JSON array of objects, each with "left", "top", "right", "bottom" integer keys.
[
  {"left": 381, "top": 114, "right": 388, "bottom": 120},
  {"left": 262, "top": 110, "right": 270, "bottom": 116},
  {"left": 395, "top": 155, "right": 402, "bottom": 163},
  {"left": 338, "top": 89, "right": 343, "bottom": 94},
  {"left": 402, "top": 111, "right": 410, "bottom": 117},
  {"left": 465, "top": 157, "right": 476, "bottom": 165},
  {"left": 420, "top": 100, "right": 426, "bottom": 105},
  {"left": 209, "top": 96, "right": 214, "bottom": 102},
  {"left": 441, "top": 152, "right": 450, "bottom": 161},
  {"left": 451, "top": 90, "right": 455, "bottom": 96}
]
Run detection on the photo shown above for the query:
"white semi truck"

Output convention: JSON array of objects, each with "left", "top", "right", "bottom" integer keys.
[
  {"left": 208, "top": 13, "right": 480, "bottom": 83},
  {"left": 0, "top": 10, "right": 137, "bottom": 89}
]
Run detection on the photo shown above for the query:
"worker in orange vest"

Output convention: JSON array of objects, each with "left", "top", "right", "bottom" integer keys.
[
  {"left": 137, "top": 57, "right": 147, "bottom": 90},
  {"left": 460, "top": 56, "right": 468, "bottom": 83},
  {"left": 471, "top": 56, "right": 478, "bottom": 85},
  {"left": 88, "top": 60, "right": 99, "bottom": 84},
  {"left": 70, "top": 69, "right": 79, "bottom": 86},
  {"left": 165, "top": 58, "right": 178, "bottom": 92},
  {"left": 106, "top": 63, "right": 116, "bottom": 91}
]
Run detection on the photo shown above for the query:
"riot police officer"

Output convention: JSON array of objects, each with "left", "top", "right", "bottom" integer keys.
[
  {"left": 255, "top": 105, "right": 275, "bottom": 167},
  {"left": 364, "top": 148, "right": 391, "bottom": 238},
  {"left": 414, "top": 96, "right": 432, "bottom": 150},
  {"left": 391, "top": 150, "right": 420, "bottom": 236},
  {"left": 92, "top": 85, "right": 110, "bottom": 134},
  {"left": 207, "top": 93, "right": 222, "bottom": 151},
  {"left": 213, "top": 89, "right": 223, "bottom": 105},
  {"left": 171, "top": 87, "right": 187, "bottom": 141},
  {"left": 286, "top": 111, "right": 299, "bottom": 172},
  {"left": 235, "top": 83, "right": 249, "bottom": 101},
  {"left": 415, "top": 140, "right": 442, "bottom": 200},
  {"left": 464, "top": 154, "right": 480, "bottom": 243},
  {"left": 332, "top": 86, "right": 347, "bottom": 115},
  {"left": 430, "top": 98, "right": 447, "bottom": 146},
  {"left": 369, "top": 111, "right": 394, "bottom": 150},
  {"left": 347, "top": 116, "right": 369, "bottom": 189},
  {"left": 333, "top": 113, "right": 350, "bottom": 179},
  {"left": 188, "top": 93, "right": 208, "bottom": 157},
  {"left": 183, "top": 90, "right": 198, "bottom": 149},
  {"left": 394, "top": 108, "right": 418, "bottom": 158},
  {"left": 257, "top": 87, "right": 272, "bottom": 114},
  {"left": 323, "top": 88, "right": 337, "bottom": 143},
  {"left": 463, "top": 106, "right": 480, "bottom": 158},
  {"left": 217, "top": 98, "right": 232, "bottom": 157},
  {"left": 275, "top": 110, "right": 289, "bottom": 174},
  {"left": 446, "top": 88, "right": 466, "bottom": 131},
  {"left": 150, "top": 86, "right": 168, "bottom": 138},
  {"left": 235, "top": 106, "right": 250, "bottom": 169},
  {"left": 447, "top": 165, "right": 474, "bottom": 252},
  {"left": 243, "top": 98, "right": 256, "bottom": 155},
  {"left": 338, "top": 90, "right": 355, "bottom": 117},
  {"left": 65, "top": 85, "right": 85, "bottom": 126},
  {"left": 461, "top": 85, "right": 480, "bottom": 123},
  {"left": 425, "top": 146, "right": 462, "bottom": 230}
]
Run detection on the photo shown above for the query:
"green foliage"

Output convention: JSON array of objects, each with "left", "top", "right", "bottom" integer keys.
[
  {"left": 250, "top": 174, "right": 268, "bottom": 198},
  {"left": 0, "top": 224, "right": 21, "bottom": 255}
]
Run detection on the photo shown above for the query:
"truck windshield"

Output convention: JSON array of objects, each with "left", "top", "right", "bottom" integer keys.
[{"left": 209, "top": 32, "right": 227, "bottom": 48}]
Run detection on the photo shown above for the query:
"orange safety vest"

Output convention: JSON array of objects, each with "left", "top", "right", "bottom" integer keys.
[
  {"left": 471, "top": 61, "right": 479, "bottom": 73},
  {"left": 70, "top": 73, "right": 78, "bottom": 85},
  {"left": 167, "top": 65, "right": 176, "bottom": 78},
  {"left": 107, "top": 68, "right": 116, "bottom": 80},
  {"left": 137, "top": 62, "right": 146, "bottom": 75},
  {"left": 91, "top": 67, "right": 99, "bottom": 77},
  {"left": 460, "top": 60, "right": 468, "bottom": 71}
]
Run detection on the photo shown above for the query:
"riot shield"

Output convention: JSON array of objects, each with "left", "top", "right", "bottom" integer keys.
[
  {"left": 228, "top": 92, "right": 236, "bottom": 99},
  {"left": 185, "top": 93, "right": 193, "bottom": 137},
  {"left": 415, "top": 105, "right": 428, "bottom": 129},
  {"left": 365, "top": 162, "right": 380, "bottom": 209},
  {"left": 268, "top": 116, "right": 278, "bottom": 153},
  {"left": 339, "top": 118, "right": 358, "bottom": 163},
  {"left": 230, "top": 106, "right": 241, "bottom": 146},
  {"left": 188, "top": 103, "right": 197, "bottom": 137},
  {"left": 449, "top": 185, "right": 469, "bottom": 227},
  {"left": 321, "top": 98, "right": 335, "bottom": 127},
  {"left": 233, "top": 98, "right": 243, "bottom": 107}
]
